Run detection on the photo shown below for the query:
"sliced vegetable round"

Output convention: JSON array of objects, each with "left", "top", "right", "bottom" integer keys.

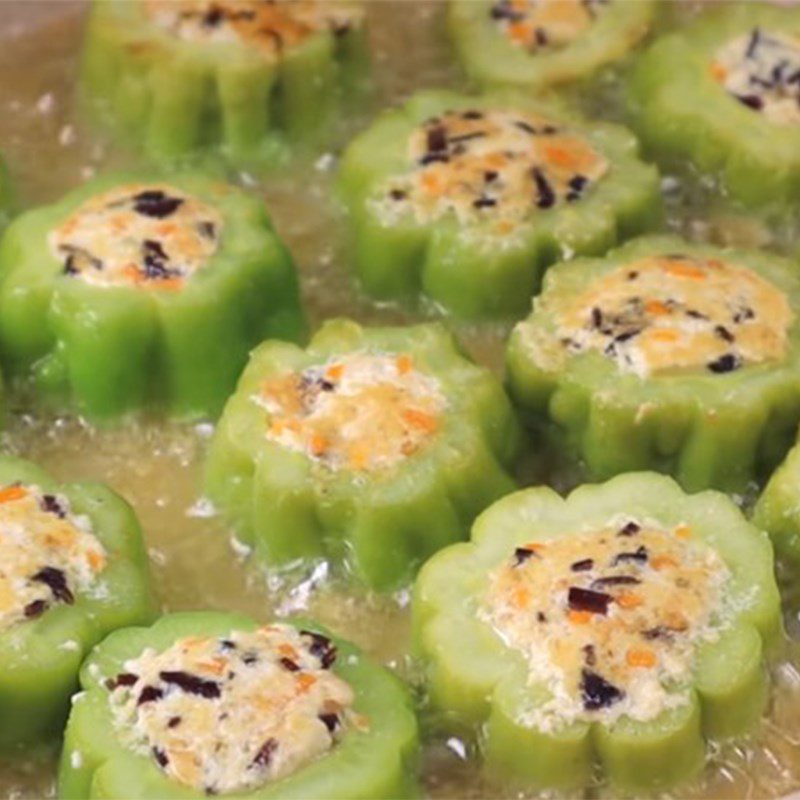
[
  {"left": 0, "top": 454, "right": 156, "bottom": 752},
  {"left": 58, "top": 611, "right": 419, "bottom": 799},
  {"left": 80, "top": 0, "right": 370, "bottom": 163},
  {"left": 413, "top": 472, "right": 781, "bottom": 792},
  {"left": 629, "top": 3, "right": 800, "bottom": 208},
  {"left": 447, "top": 0, "right": 655, "bottom": 91},
  {"left": 753, "top": 433, "right": 800, "bottom": 569},
  {"left": 506, "top": 234, "right": 800, "bottom": 492},
  {"left": 0, "top": 172, "right": 305, "bottom": 421},
  {"left": 205, "top": 318, "right": 522, "bottom": 589},
  {"left": 338, "top": 89, "right": 661, "bottom": 318}
]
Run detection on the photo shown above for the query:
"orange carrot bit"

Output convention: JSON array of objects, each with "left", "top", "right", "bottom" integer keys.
[
  {"left": 648, "top": 328, "right": 679, "bottom": 343},
  {"left": 709, "top": 61, "right": 727, "bottom": 82},
  {"left": 521, "top": 541, "right": 544, "bottom": 553},
  {"left": 511, "top": 586, "right": 532, "bottom": 609},
  {"left": 279, "top": 643, "right": 298, "bottom": 659},
  {"left": 508, "top": 21, "right": 533, "bottom": 43},
  {"left": 650, "top": 553, "right": 679, "bottom": 571},
  {"left": 568, "top": 610, "right": 592, "bottom": 625},
  {"left": 402, "top": 408, "right": 438, "bottom": 433},
  {"left": 122, "top": 265, "right": 144, "bottom": 284},
  {"left": 675, "top": 524, "right": 692, "bottom": 539},
  {"left": 626, "top": 647, "right": 657, "bottom": 668},
  {"left": 543, "top": 144, "right": 581, "bottom": 171},
  {"left": 151, "top": 277, "right": 184, "bottom": 292},
  {"left": 325, "top": 363, "right": 344, "bottom": 382},
  {"left": 662, "top": 261, "right": 707, "bottom": 281},
  {"left": 88, "top": 550, "right": 107, "bottom": 572},
  {"left": 0, "top": 485, "right": 26, "bottom": 504},
  {"left": 396, "top": 354, "right": 413, "bottom": 375},
  {"left": 309, "top": 434, "right": 329, "bottom": 456},
  {"left": 296, "top": 673, "right": 317, "bottom": 694},
  {"left": 421, "top": 173, "right": 443, "bottom": 195},
  {"left": 484, "top": 152, "right": 508, "bottom": 170},
  {"left": 348, "top": 443, "right": 370, "bottom": 471},
  {"left": 616, "top": 592, "right": 643, "bottom": 609},
  {"left": 645, "top": 300, "right": 670, "bottom": 316}
]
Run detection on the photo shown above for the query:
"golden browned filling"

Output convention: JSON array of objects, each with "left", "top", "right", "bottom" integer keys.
[
  {"left": 490, "top": 0, "right": 609, "bottom": 52},
  {"left": 49, "top": 185, "right": 223, "bottom": 290},
  {"left": 253, "top": 353, "right": 447, "bottom": 471},
  {"left": 551, "top": 254, "right": 791, "bottom": 377},
  {"left": 107, "top": 625, "right": 363, "bottom": 795},
  {"left": 481, "top": 520, "right": 729, "bottom": 730},
  {"left": 377, "top": 109, "right": 608, "bottom": 232},
  {"left": 711, "top": 29, "right": 800, "bottom": 126},
  {"left": 0, "top": 483, "right": 106, "bottom": 629},
  {"left": 145, "top": 1, "right": 363, "bottom": 56}
]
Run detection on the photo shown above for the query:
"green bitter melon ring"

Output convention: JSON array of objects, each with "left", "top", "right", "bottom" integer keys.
[
  {"left": 413, "top": 472, "right": 781, "bottom": 792},
  {"left": 447, "top": 0, "right": 655, "bottom": 91},
  {"left": 0, "top": 454, "right": 156, "bottom": 752},
  {"left": 753, "top": 432, "right": 800, "bottom": 570},
  {"left": 338, "top": 88, "right": 661, "bottom": 318},
  {"left": 630, "top": 3, "right": 800, "bottom": 208},
  {"left": 58, "top": 611, "right": 419, "bottom": 799},
  {"left": 205, "top": 318, "right": 522, "bottom": 590},
  {"left": 0, "top": 171, "right": 305, "bottom": 421},
  {"left": 506, "top": 234, "right": 800, "bottom": 493},
  {"left": 80, "top": 0, "right": 370, "bottom": 163}
]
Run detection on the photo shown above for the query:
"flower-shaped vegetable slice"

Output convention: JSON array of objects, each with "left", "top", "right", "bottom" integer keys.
[
  {"left": 413, "top": 472, "right": 782, "bottom": 792},
  {"left": 630, "top": 3, "right": 800, "bottom": 208},
  {"left": 80, "top": 0, "right": 370, "bottom": 163},
  {"left": 205, "top": 318, "right": 522, "bottom": 589},
  {"left": 448, "top": 0, "right": 655, "bottom": 91},
  {"left": 58, "top": 611, "right": 419, "bottom": 799},
  {"left": 753, "top": 433, "right": 800, "bottom": 569},
  {"left": 0, "top": 172, "right": 305, "bottom": 421},
  {"left": 0, "top": 454, "right": 156, "bottom": 752},
  {"left": 338, "top": 88, "right": 661, "bottom": 318},
  {"left": 506, "top": 234, "right": 800, "bottom": 492}
]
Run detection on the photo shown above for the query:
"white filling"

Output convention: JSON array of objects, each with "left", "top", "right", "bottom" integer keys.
[
  {"left": 544, "top": 254, "right": 791, "bottom": 378},
  {"left": 48, "top": 184, "right": 222, "bottom": 290},
  {"left": 490, "top": 0, "right": 609, "bottom": 52},
  {"left": 145, "top": 1, "right": 363, "bottom": 55},
  {"left": 0, "top": 484, "right": 106, "bottom": 630},
  {"left": 108, "top": 625, "right": 362, "bottom": 795},
  {"left": 375, "top": 109, "right": 608, "bottom": 232},
  {"left": 712, "top": 29, "right": 800, "bottom": 126},
  {"left": 480, "top": 517, "right": 731, "bottom": 731},
  {"left": 252, "top": 352, "right": 447, "bottom": 471}
]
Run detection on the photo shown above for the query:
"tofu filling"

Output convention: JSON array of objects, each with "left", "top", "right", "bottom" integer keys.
[
  {"left": 253, "top": 353, "right": 447, "bottom": 471},
  {"left": 480, "top": 519, "right": 729, "bottom": 731},
  {"left": 49, "top": 184, "right": 223, "bottom": 290},
  {"left": 552, "top": 254, "right": 791, "bottom": 377},
  {"left": 107, "top": 625, "right": 362, "bottom": 795},
  {"left": 711, "top": 29, "right": 800, "bottom": 126},
  {"left": 377, "top": 109, "right": 608, "bottom": 230},
  {"left": 145, "top": 1, "right": 363, "bottom": 55},
  {"left": 0, "top": 483, "right": 106, "bottom": 630},
  {"left": 490, "top": 0, "right": 609, "bottom": 52}
]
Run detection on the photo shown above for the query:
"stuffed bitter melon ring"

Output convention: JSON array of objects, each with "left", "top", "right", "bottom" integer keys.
[
  {"left": 506, "top": 234, "right": 800, "bottom": 493},
  {"left": 0, "top": 172, "right": 304, "bottom": 421},
  {"left": 0, "top": 455, "right": 155, "bottom": 752},
  {"left": 414, "top": 472, "right": 781, "bottom": 792},
  {"left": 80, "top": 0, "right": 369, "bottom": 162},
  {"left": 630, "top": 3, "right": 800, "bottom": 208},
  {"left": 205, "top": 318, "right": 522, "bottom": 589},
  {"left": 753, "top": 433, "right": 800, "bottom": 570},
  {"left": 447, "top": 0, "right": 655, "bottom": 90},
  {"left": 58, "top": 612, "right": 419, "bottom": 799},
  {"left": 338, "top": 89, "right": 661, "bottom": 318}
]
